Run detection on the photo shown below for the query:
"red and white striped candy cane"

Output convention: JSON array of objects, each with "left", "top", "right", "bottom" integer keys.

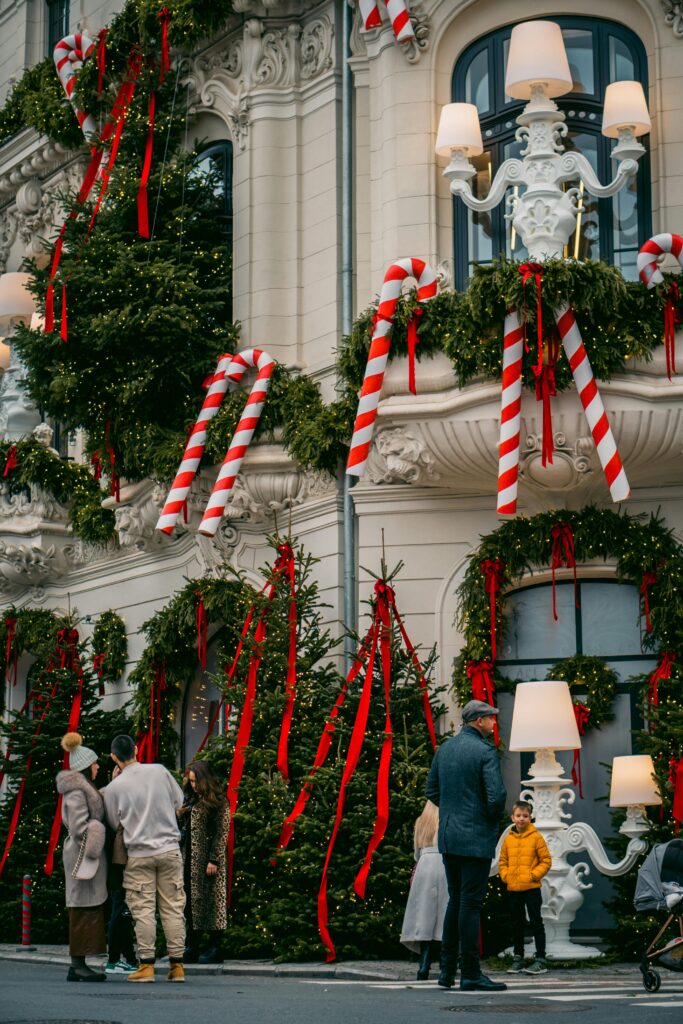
[
  {"left": 198, "top": 349, "right": 277, "bottom": 537},
  {"left": 637, "top": 233, "right": 683, "bottom": 288},
  {"left": 54, "top": 34, "right": 97, "bottom": 141},
  {"left": 497, "top": 311, "right": 524, "bottom": 515},
  {"left": 346, "top": 257, "right": 438, "bottom": 477},
  {"left": 555, "top": 305, "right": 629, "bottom": 503},
  {"left": 156, "top": 353, "right": 234, "bottom": 535},
  {"left": 358, "top": 1, "right": 415, "bottom": 44}
]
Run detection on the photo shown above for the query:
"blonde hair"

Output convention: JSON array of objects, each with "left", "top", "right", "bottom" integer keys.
[{"left": 414, "top": 800, "right": 439, "bottom": 849}]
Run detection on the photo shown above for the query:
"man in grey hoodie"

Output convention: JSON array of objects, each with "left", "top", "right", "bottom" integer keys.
[
  {"left": 103, "top": 735, "right": 186, "bottom": 983},
  {"left": 426, "top": 699, "right": 507, "bottom": 993}
]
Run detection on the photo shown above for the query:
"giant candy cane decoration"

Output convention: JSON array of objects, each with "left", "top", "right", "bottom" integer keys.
[
  {"left": 497, "top": 307, "right": 629, "bottom": 513},
  {"left": 637, "top": 233, "right": 683, "bottom": 380},
  {"left": 156, "top": 353, "right": 234, "bottom": 534},
  {"left": 198, "top": 349, "right": 276, "bottom": 536},
  {"left": 53, "top": 34, "right": 98, "bottom": 141},
  {"left": 346, "top": 257, "right": 438, "bottom": 477},
  {"left": 358, "top": 0, "right": 415, "bottom": 43}
]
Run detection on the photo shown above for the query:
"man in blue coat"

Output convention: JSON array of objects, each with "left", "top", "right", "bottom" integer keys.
[{"left": 426, "top": 699, "right": 507, "bottom": 992}]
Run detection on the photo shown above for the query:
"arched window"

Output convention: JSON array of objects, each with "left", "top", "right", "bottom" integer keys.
[{"left": 452, "top": 18, "right": 652, "bottom": 290}]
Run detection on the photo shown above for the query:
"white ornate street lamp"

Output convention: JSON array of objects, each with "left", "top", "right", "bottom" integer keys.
[
  {"left": 436, "top": 20, "right": 651, "bottom": 261},
  {"left": 508, "top": 680, "right": 658, "bottom": 959}
]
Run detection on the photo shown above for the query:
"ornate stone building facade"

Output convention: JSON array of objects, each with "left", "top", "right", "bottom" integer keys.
[{"left": 1, "top": 0, "right": 682, "bottom": 936}]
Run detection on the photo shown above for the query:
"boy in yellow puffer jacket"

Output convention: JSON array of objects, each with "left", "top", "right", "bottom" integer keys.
[{"left": 499, "top": 801, "right": 551, "bottom": 975}]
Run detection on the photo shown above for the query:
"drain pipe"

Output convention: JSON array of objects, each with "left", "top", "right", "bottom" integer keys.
[{"left": 341, "top": 0, "right": 357, "bottom": 672}]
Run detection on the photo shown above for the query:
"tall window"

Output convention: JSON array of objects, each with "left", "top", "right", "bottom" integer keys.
[
  {"left": 452, "top": 18, "right": 652, "bottom": 290},
  {"left": 46, "top": 0, "right": 69, "bottom": 55},
  {"left": 194, "top": 140, "right": 233, "bottom": 317}
]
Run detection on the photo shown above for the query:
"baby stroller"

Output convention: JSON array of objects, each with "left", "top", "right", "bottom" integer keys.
[{"left": 634, "top": 838, "right": 683, "bottom": 992}]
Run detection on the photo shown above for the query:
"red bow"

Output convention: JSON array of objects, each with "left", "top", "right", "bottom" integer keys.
[
  {"left": 550, "top": 523, "right": 578, "bottom": 622},
  {"left": 480, "top": 558, "right": 505, "bottom": 660},
  {"left": 467, "top": 660, "right": 499, "bottom": 746},
  {"left": 571, "top": 702, "right": 590, "bottom": 798},
  {"left": 664, "top": 282, "right": 680, "bottom": 382},
  {"left": 56, "top": 628, "right": 80, "bottom": 670},
  {"left": 406, "top": 305, "right": 424, "bottom": 395},
  {"left": 96, "top": 28, "right": 108, "bottom": 97},
  {"left": 648, "top": 650, "right": 676, "bottom": 717},
  {"left": 90, "top": 451, "right": 102, "bottom": 481},
  {"left": 3, "top": 445, "right": 18, "bottom": 477},
  {"left": 639, "top": 571, "right": 658, "bottom": 634},
  {"left": 158, "top": 8, "right": 171, "bottom": 83},
  {"left": 518, "top": 262, "right": 545, "bottom": 373}
]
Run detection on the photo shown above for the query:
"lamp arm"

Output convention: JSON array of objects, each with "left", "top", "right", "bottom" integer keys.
[
  {"left": 557, "top": 151, "right": 639, "bottom": 200},
  {"left": 449, "top": 158, "right": 525, "bottom": 213},
  {"left": 564, "top": 821, "right": 648, "bottom": 877}
]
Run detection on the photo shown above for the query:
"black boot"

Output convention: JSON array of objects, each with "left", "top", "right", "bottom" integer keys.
[
  {"left": 417, "top": 942, "right": 433, "bottom": 981},
  {"left": 184, "top": 929, "right": 200, "bottom": 964},
  {"left": 438, "top": 948, "right": 458, "bottom": 989},
  {"left": 67, "top": 956, "right": 106, "bottom": 983}
]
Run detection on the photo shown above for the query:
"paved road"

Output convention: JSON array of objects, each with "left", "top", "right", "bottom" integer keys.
[{"left": 1, "top": 961, "right": 683, "bottom": 1024}]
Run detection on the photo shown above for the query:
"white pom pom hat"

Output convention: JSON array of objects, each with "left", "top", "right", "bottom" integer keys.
[{"left": 61, "top": 732, "right": 99, "bottom": 772}]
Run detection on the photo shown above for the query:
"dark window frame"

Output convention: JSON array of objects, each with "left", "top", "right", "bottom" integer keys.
[
  {"left": 46, "top": 0, "right": 69, "bottom": 56},
  {"left": 451, "top": 17, "right": 652, "bottom": 290}
]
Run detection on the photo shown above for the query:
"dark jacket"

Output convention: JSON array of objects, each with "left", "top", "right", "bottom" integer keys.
[{"left": 425, "top": 726, "right": 507, "bottom": 859}]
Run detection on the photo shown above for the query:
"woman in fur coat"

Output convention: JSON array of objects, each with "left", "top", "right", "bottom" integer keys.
[
  {"left": 400, "top": 800, "right": 449, "bottom": 980},
  {"left": 57, "top": 733, "right": 108, "bottom": 982},
  {"left": 178, "top": 760, "right": 230, "bottom": 964}
]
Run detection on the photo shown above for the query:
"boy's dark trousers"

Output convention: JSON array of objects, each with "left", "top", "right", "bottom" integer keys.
[{"left": 509, "top": 888, "right": 546, "bottom": 958}]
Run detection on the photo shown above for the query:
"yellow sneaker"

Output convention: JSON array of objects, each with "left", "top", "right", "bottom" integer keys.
[
  {"left": 167, "top": 962, "right": 185, "bottom": 983},
  {"left": 128, "top": 963, "right": 155, "bottom": 983}
]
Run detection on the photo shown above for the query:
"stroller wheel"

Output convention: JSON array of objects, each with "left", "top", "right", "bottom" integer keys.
[{"left": 643, "top": 969, "right": 661, "bottom": 993}]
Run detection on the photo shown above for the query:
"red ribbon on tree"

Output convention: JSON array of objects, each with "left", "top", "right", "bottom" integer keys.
[
  {"left": 571, "top": 702, "right": 590, "bottom": 799},
  {"left": 90, "top": 451, "right": 102, "bottom": 481},
  {"left": 275, "top": 543, "right": 298, "bottom": 782},
  {"left": 137, "top": 92, "right": 156, "bottom": 239},
  {"left": 480, "top": 558, "right": 505, "bottom": 660},
  {"left": 3, "top": 445, "right": 18, "bottom": 477},
  {"left": 550, "top": 522, "right": 578, "bottom": 622},
  {"left": 467, "top": 660, "right": 499, "bottom": 747},
  {"left": 196, "top": 591, "right": 208, "bottom": 669},
  {"left": 518, "top": 262, "right": 545, "bottom": 371},
  {"left": 104, "top": 421, "right": 120, "bottom": 502},
  {"left": 664, "top": 282, "right": 680, "bottom": 381},
  {"left": 5, "top": 615, "right": 18, "bottom": 687},
  {"left": 388, "top": 594, "right": 437, "bottom": 751},
  {"left": 406, "top": 305, "right": 424, "bottom": 395},
  {"left": 532, "top": 331, "right": 559, "bottom": 467},
  {"left": 647, "top": 650, "right": 676, "bottom": 718},
  {"left": 670, "top": 757, "right": 683, "bottom": 829},
  {"left": 56, "top": 628, "right": 80, "bottom": 671},
  {"left": 96, "top": 29, "right": 108, "bottom": 97},
  {"left": 93, "top": 652, "right": 106, "bottom": 696},
  {"left": 640, "top": 571, "right": 658, "bottom": 633},
  {"left": 158, "top": 7, "right": 171, "bottom": 83}
]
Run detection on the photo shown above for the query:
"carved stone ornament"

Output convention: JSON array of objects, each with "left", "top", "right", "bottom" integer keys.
[
  {"left": 103, "top": 479, "right": 167, "bottom": 552},
  {"left": 350, "top": 0, "right": 430, "bottom": 64},
  {"left": 365, "top": 427, "right": 440, "bottom": 485},
  {"left": 186, "top": 12, "right": 334, "bottom": 150},
  {"left": 661, "top": 1, "right": 683, "bottom": 38},
  {"left": 520, "top": 432, "right": 594, "bottom": 492}
]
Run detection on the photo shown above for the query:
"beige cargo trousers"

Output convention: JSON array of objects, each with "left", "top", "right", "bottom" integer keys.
[{"left": 124, "top": 849, "right": 186, "bottom": 961}]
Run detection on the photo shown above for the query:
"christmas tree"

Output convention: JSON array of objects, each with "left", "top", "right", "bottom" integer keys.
[{"left": 0, "top": 616, "right": 131, "bottom": 943}]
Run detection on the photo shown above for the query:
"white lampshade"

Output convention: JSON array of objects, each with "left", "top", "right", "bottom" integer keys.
[
  {"left": 505, "top": 21, "right": 573, "bottom": 100},
  {"left": 509, "top": 680, "right": 581, "bottom": 752},
  {"left": 435, "top": 103, "right": 483, "bottom": 157},
  {"left": 610, "top": 755, "right": 661, "bottom": 807},
  {"left": 0, "top": 272, "right": 35, "bottom": 325},
  {"left": 602, "top": 80, "right": 651, "bottom": 138}
]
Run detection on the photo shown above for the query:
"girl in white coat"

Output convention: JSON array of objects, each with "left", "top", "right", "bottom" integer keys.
[{"left": 400, "top": 800, "right": 449, "bottom": 979}]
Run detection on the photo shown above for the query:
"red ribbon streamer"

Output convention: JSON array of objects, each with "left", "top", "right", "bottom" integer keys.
[
  {"left": 480, "top": 558, "right": 505, "bottom": 661},
  {"left": 664, "top": 282, "right": 680, "bottom": 382},
  {"left": 550, "top": 523, "right": 578, "bottom": 622},
  {"left": 158, "top": 8, "right": 171, "bottom": 83},
  {"left": 96, "top": 29, "right": 108, "bottom": 97},
  {"left": 354, "top": 582, "right": 394, "bottom": 900},
  {"left": 466, "top": 660, "right": 499, "bottom": 747},
  {"left": 276, "top": 544, "right": 298, "bottom": 781},
  {"left": 196, "top": 591, "right": 208, "bottom": 669},
  {"left": 3, "top": 445, "right": 18, "bottom": 477},
  {"left": 389, "top": 597, "right": 437, "bottom": 752},
  {"left": 518, "top": 262, "right": 545, "bottom": 372},
  {"left": 90, "top": 451, "right": 102, "bottom": 481},
  {"left": 137, "top": 92, "right": 156, "bottom": 239},
  {"left": 532, "top": 331, "right": 559, "bottom": 467},
  {"left": 640, "top": 571, "right": 658, "bottom": 634},
  {"left": 318, "top": 612, "right": 380, "bottom": 962},
  {"left": 104, "top": 420, "right": 120, "bottom": 503},
  {"left": 648, "top": 650, "right": 676, "bottom": 716},
  {"left": 571, "top": 702, "right": 590, "bottom": 799},
  {"left": 93, "top": 652, "right": 106, "bottom": 696},
  {"left": 406, "top": 305, "right": 424, "bottom": 395},
  {"left": 670, "top": 758, "right": 683, "bottom": 825},
  {"left": 5, "top": 616, "right": 18, "bottom": 687}
]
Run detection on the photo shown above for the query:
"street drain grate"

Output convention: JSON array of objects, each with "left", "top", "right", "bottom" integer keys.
[{"left": 444, "top": 1004, "right": 590, "bottom": 1014}]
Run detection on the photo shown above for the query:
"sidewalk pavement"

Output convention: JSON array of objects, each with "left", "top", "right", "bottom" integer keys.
[{"left": 0, "top": 944, "right": 639, "bottom": 980}]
